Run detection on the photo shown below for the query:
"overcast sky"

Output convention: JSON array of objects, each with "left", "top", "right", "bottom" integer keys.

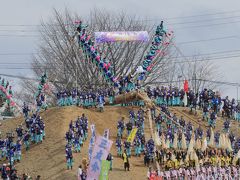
[{"left": 0, "top": 0, "right": 240, "bottom": 99}]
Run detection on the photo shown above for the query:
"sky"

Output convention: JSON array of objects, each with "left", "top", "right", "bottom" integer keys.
[{"left": 0, "top": 0, "right": 240, "bottom": 99}]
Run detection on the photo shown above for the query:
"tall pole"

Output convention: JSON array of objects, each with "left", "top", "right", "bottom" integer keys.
[
  {"left": 194, "top": 73, "right": 197, "bottom": 95},
  {"left": 178, "top": 76, "right": 180, "bottom": 89},
  {"left": 75, "top": 67, "right": 78, "bottom": 88},
  {"left": 237, "top": 86, "right": 239, "bottom": 102}
]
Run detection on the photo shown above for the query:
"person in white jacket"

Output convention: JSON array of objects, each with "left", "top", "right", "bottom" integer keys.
[{"left": 77, "top": 165, "right": 83, "bottom": 180}]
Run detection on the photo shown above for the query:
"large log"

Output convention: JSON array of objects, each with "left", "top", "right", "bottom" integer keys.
[{"left": 105, "top": 90, "right": 155, "bottom": 108}]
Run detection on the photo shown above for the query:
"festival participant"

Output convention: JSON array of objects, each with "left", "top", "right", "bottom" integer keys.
[
  {"left": 74, "top": 134, "right": 81, "bottom": 153},
  {"left": 65, "top": 130, "right": 74, "bottom": 145},
  {"left": 124, "top": 141, "right": 131, "bottom": 157},
  {"left": 66, "top": 145, "right": 73, "bottom": 170},
  {"left": 1, "top": 164, "right": 8, "bottom": 179},
  {"left": 116, "top": 136, "right": 122, "bottom": 156},
  {"left": 222, "top": 96, "right": 231, "bottom": 118},
  {"left": 195, "top": 125, "right": 203, "bottom": 139},
  {"left": 8, "top": 147, "right": 14, "bottom": 166},
  {"left": 117, "top": 117, "right": 125, "bottom": 138},
  {"left": 39, "top": 118, "right": 45, "bottom": 141},
  {"left": 123, "top": 149, "right": 130, "bottom": 171},
  {"left": 155, "top": 114, "right": 163, "bottom": 132},
  {"left": 16, "top": 125, "right": 23, "bottom": 140},
  {"left": 35, "top": 124, "right": 41, "bottom": 144},
  {"left": 202, "top": 102, "right": 209, "bottom": 122},
  {"left": 209, "top": 109, "right": 217, "bottom": 128},
  {"left": 81, "top": 114, "right": 88, "bottom": 141},
  {"left": 146, "top": 138, "right": 155, "bottom": 163},
  {"left": 223, "top": 119, "right": 231, "bottom": 133},
  {"left": 97, "top": 94, "right": 105, "bottom": 112},
  {"left": 147, "top": 167, "right": 157, "bottom": 180},
  {"left": 212, "top": 95, "right": 220, "bottom": 113},
  {"left": 36, "top": 97, "right": 42, "bottom": 113},
  {"left": 14, "top": 140, "right": 21, "bottom": 162},
  {"left": 77, "top": 165, "right": 83, "bottom": 180},
  {"left": 150, "top": 106, "right": 156, "bottom": 120},
  {"left": 22, "top": 102, "right": 30, "bottom": 120},
  {"left": 129, "top": 110, "right": 136, "bottom": 125},
  {"left": 106, "top": 153, "right": 113, "bottom": 171},
  {"left": 40, "top": 94, "right": 48, "bottom": 110},
  {"left": 23, "top": 130, "right": 30, "bottom": 151},
  {"left": 126, "top": 121, "right": 133, "bottom": 136},
  {"left": 133, "top": 138, "right": 141, "bottom": 157}
]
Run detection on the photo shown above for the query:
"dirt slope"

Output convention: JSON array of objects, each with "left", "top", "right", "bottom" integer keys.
[
  {"left": 170, "top": 106, "right": 240, "bottom": 135},
  {"left": 1, "top": 106, "right": 150, "bottom": 180},
  {"left": 1, "top": 105, "right": 237, "bottom": 180}
]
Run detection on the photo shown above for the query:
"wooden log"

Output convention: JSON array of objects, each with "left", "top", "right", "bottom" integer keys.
[{"left": 105, "top": 90, "right": 155, "bottom": 108}]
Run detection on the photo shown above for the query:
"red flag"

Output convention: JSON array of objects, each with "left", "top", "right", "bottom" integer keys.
[{"left": 184, "top": 80, "right": 189, "bottom": 93}]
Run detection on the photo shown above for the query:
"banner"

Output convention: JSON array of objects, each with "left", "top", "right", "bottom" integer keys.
[
  {"left": 99, "top": 160, "right": 110, "bottom": 180},
  {"left": 103, "top": 129, "right": 109, "bottom": 140},
  {"left": 88, "top": 124, "right": 96, "bottom": 160},
  {"left": 95, "top": 31, "right": 149, "bottom": 43},
  {"left": 87, "top": 136, "right": 113, "bottom": 180},
  {"left": 127, "top": 128, "right": 138, "bottom": 143}
]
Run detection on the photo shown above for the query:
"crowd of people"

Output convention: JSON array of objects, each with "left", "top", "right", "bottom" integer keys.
[
  {"left": 116, "top": 108, "right": 158, "bottom": 170},
  {"left": 147, "top": 165, "right": 240, "bottom": 179},
  {"left": 0, "top": 108, "right": 45, "bottom": 179},
  {"left": 113, "top": 101, "right": 240, "bottom": 179},
  {"left": 56, "top": 88, "right": 109, "bottom": 110},
  {"left": 65, "top": 114, "right": 89, "bottom": 170},
  {"left": 147, "top": 104, "right": 240, "bottom": 179},
  {"left": 146, "top": 86, "right": 240, "bottom": 122},
  {"left": 0, "top": 163, "right": 37, "bottom": 180},
  {"left": 0, "top": 73, "right": 48, "bottom": 179}
]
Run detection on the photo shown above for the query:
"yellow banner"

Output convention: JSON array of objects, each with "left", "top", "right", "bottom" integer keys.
[{"left": 127, "top": 128, "right": 138, "bottom": 143}]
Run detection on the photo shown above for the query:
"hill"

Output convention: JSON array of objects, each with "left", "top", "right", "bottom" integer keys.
[
  {"left": 1, "top": 106, "right": 151, "bottom": 180},
  {"left": 1, "top": 104, "right": 238, "bottom": 180}
]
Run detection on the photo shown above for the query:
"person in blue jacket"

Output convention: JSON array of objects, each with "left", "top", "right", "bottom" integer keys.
[{"left": 97, "top": 94, "right": 105, "bottom": 112}]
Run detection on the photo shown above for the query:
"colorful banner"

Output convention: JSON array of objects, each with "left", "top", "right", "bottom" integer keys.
[
  {"left": 88, "top": 124, "right": 96, "bottom": 160},
  {"left": 87, "top": 136, "right": 113, "bottom": 180},
  {"left": 95, "top": 31, "right": 149, "bottom": 43},
  {"left": 103, "top": 129, "right": 109, "bottom": 140},
  {"left": 99, "top": 160, "right": 110, "bottom": 180},
  {"left": 127, "top": 128, "right": 138, "bottom": 143}
]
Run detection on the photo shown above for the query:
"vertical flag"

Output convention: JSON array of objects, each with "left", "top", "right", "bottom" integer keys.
[
  {"left": 99, "top": 160, "right": 110, "bottom": 180},
  {"left": 87, "top": 136, "right": 113, "bottom": 180},
  {"left": 88, "top": 124, "right": 96, "bottom": 160},
  {"left": 127, "top": 128, "right": 138, "bottom": 143}
]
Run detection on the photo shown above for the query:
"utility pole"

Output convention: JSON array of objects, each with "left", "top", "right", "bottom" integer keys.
[
  {"left": 194, "top": 73, "right": 197, "bottom": 95},
  {"left": 75, "top": 66, "right": 78, "bottom": 88},
  {"left": 177, "top": 75, "right": 182, "bottom": 89},
  {"left": 237, "top": 86, "right": 239, "bottom": 102}
]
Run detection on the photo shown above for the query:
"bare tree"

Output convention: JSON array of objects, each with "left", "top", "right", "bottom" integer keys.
[
  {"left": 174, "top": 56, "right": 221, "bottom": 92},
  {"left": 26, "top": 8, "right": 174, "bottom": 92},
  {"left": 19, "top": 8, "right": 222, "bottom": 105}
]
